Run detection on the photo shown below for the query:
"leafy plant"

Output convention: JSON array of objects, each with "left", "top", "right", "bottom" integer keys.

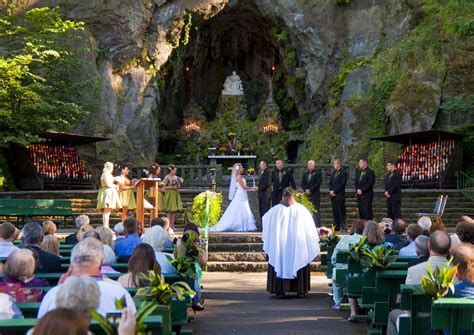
[
  {"left": 88, "top": 298, "right": 157, "bottom": 335},
  {"left": 134, "top": 270, "right": 195, "bottom": 305},
  {"left": 360, "top": 244, "right": 394, "bottom": 271},
  {"left": 295, "top": 193, "right": 317, "bottom": 214},
  {"left": 192, "top": 191, "right": 222, "bottom": 228},
  {"left": 422, "top": 257, "right": 458, "bottom": 299},
  {"left": 167, "top": 255, "right": 196, "bottom": 279},
  {"left": 349, "top": 236, "right": 368, "bottom": 263},
  {"left": 319, "top": 225, "right": 340, "bottom": 247}
]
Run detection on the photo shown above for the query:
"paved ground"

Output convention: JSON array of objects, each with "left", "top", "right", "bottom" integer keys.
[{"left": 187, "top": 272, "right": 367, "bottom": 335}]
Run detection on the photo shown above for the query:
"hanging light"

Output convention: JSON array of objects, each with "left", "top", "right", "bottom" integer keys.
[
  {"left": 262, "top": 120, "right": 281, "bottom": 134},
  {"left": 183, "top": 120, "right": 202, "bottom": 134}
]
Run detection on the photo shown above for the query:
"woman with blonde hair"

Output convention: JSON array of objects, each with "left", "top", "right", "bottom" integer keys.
[
  {"left": 40, "top": 221, "right": 59, "bottom": 256},
  {"left": 76, "top": 224, "right": 94, "bottom": 241},
  {"left": 97, "top": 162, "right": 122, "bottom": 228},
  {"left": 116, "top": 164, "right": 136, "bottom": 223},
  {"left": 162, "top": 165, "right": 184, "bottom": 230},
  {"left": 95, "top": 226, "right": 118, "bottom": 274}
]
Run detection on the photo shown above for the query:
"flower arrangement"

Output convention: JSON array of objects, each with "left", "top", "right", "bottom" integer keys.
[
  {"left": 422, "top": 257, "right": 458, "bottom": 299},
  {"left": 319, "top": 225, "right": 340, "bottom": 247},
  {"left": 192, "top": 190, "right": 222, "bottom": 228},
  {"left": 247, "top": 168, "right": 256, "bottom": 176},
  {"left": 228, "top": 132, "right": 237, "bottom": 137},
  {"left": 218, "top": 147, "right": 228, "bottom": 154},
  {"left": 295, "top": 192, "right": 317, "bottom": 214}
]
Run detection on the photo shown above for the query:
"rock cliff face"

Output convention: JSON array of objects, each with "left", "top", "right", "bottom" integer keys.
[{"left": 4, "top": 0, "right": 469, "bottom": 164}]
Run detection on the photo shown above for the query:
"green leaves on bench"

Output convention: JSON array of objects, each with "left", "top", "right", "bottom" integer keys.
[
  {"left": 360, "top": 245, "right": 394, "bottom": 271},
  {"left": 421, "top": 257, "right": 458, "bottom": 299}
]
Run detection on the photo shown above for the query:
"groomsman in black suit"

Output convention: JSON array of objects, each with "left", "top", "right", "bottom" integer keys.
[
  {"left": 329, "top": 159, "right": 347, "bottom": 231},
  {"left": 355, "top": 158, "right": 375, "bottom": 220},
  {"left": 256, "top": 160, "right": 273, "bottom": 223},
  {"left": 384, "top": 161, "right": 402, "bottom": 220},
  {"left": 271, "top": 159, "right": 296, "bottom": 206},
  {"left": 302, "top": 160, "right": 322, "bottom": 227}
]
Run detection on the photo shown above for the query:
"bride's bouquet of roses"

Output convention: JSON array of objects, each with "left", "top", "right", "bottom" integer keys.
[{"left": 168, "top": 177, "right": 184, "bottom": 188}]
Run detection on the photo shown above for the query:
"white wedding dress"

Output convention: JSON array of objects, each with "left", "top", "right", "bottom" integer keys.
[{"left": 210, "top": 167, "right": 257, "bottom": 232}]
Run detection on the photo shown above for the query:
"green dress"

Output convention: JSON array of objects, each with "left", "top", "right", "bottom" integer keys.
[
  {"left": 162, "top": 177, "right": 184, "bottom": 212},
  {"left": 118, "top": 176, "right": 136, "bottom": 210},
  {"left": 97, "top": 173, "right": 122, "bottom": 209}
]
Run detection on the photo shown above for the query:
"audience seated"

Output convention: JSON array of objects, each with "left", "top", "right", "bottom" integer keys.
[
  {"left": 331, "top": 219, "right": 366, "bottom": 310},
  {"left": 21, "top": 222, "right": 61, "bottom": 273},
  {"left": 40, "top": 235, "right": 59, "bottom": 256},
  {"left": 142, "top": 226, "right": 176, "bottom": 274},
  {"left": 417, "top": 216, "right": 432, "bottom": 236},
  {"left": 0, "top": 249, "right": 48, "bottom": 302},
  {"left": 76, "top": 224, "right": 94, "bottom": 241},
  {"left": 385, "top": 218, "right": 407, "bottom": 246},
  {"left": 115, "top": 217, "right": 142, "bottom": 261},
  {"left": 447, "top": 243, "right": 474, "bottom": 298},
  {"left": 150, "top": 217, "right": 175, "bottom": 249},
  {"left": 65, "top": 215, "right": 90, "bottom": 245},
  {"left": 118, "top": 243, "right": 161, "bottom": 288},
  {"left": 114, "top": 222, "right": 126, "bottom": 242},
  {"left": 398, "top": 224, "right": 423, "bottom": 257},
  {"left": 407, "top": 235, "right": 430, "bottom": 268},
  {"left": 95, "top": 227, "right": 118, "bottom": 274},
  {"left": 455, "top": 216, "right": 474, "bottom": 244},
  {"left": 38, "top": 237, "right": 135, "bottom": 318},
  {"left": 0, "top": 222, "right": 19, "bottom": 258},
  {"left": 33, "top": 308, "right": 89, "bottom": 335},
  {"left": 0, "top": 292, "right": 23, "bottom": 319}
]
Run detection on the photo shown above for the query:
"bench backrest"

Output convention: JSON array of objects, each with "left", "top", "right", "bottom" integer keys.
[{"left": 0, "top": 199, "right": 72, "bottom": 208}]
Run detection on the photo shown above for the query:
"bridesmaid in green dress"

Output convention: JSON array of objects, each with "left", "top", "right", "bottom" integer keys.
[
  {"left": 117, "top": 164, "right": 136, "bottom": 222},
  {"left": 162, "top": 165, "right": 183, "bottom": 230},
  {"left": 97, "top": 162, "right": 122, "bottom": 228}
]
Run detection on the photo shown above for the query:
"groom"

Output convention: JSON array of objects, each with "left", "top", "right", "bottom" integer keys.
[{"left": 256, "top": 160, "right": 272, "bottom": 223}]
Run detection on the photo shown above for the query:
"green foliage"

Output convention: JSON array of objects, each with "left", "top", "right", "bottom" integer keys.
[
  {"left": 167, "top": 255, "right": 196, "bottom": 279},
  {"left": 0, "top": 7, "right": 99, "bottom": 147},
  {"left": 360, "top": 244, "right": 394, "bottom": 271},
  {"left": 453, "top": 124, "right": 474, "bottom": 175},
  {"left": 134, "top": 270, "right": 195, "bottom": 305},
  {"left": 334, "top": 0, "right": 351, "bottom": 4},
  {"left": 192, "top": 191, "right": 222, "bottom": 228},
  {"left": 349, "top": 236, "right": 368, "bottom": 263},
  {"left": 422, "top": 257, "right": 458, "bottom": 299},
  {"left": 89, "top": 298, "right": 158, "bottom": 335},
  {"left": 330, "top": 57, "right": 370, "bottom": 106},
  {"left": 301, "top": 120, "right": 342, "bottom": 163},
  {"left": 295, "top": 193, "right": 317, "bottom": 214},
  {"left": 320, "top": 225, "right": 340, "bottom": 247}
]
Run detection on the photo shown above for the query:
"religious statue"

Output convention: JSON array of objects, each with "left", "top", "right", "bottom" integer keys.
[{"left": 222, "top": 71, "right": 244, "bottom": 96}]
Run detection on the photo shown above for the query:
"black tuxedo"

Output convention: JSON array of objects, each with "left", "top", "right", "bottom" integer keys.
[
  {"left": 385, "top": 170, "right": 402, "bottom": 219},
  {"left": 301, "top": 169, "right": 322, "bottom": 227},
  {"left": 65, "top": 232, "right": 79, "bottom": 245},
  {"left": 355, "top": 167, "right": 375, "bottom": 220},
  {"left": 258, "top": 168, "right": 273, "bottom": 222},
  {"left": 329, "top": 168, "right": 347, "bottom": 230},
  {"left": 271, "top": 168, "right": 296, "bottom": 206},
  {"left": 28, "top": 245, "right": 62, "bottom": 273}
]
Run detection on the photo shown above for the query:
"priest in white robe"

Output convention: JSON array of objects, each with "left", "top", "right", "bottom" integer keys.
[{"left": 262, "top": 187, "right": 320, "bottom": 297}]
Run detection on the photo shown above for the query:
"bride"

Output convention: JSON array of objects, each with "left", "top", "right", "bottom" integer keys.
[{"left": 210, "top": 163, "right": 257, "bottom": 232}]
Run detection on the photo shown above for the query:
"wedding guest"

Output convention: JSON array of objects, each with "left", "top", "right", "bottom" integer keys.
[
  {"left": 256, "top": 160, "right": 273, "bottom": 223},
  {"left": 33, "top": 308, "right": 89, "bottom": 335},
  {"left": 329, "top": 159, "right": 347, "bottom": 231},
  {"left": 65, "top": 215, "right": 89, "bottom": 245},
  {"left": 384, "top": 161, "right": 402, "bottom": 220},
  {"left": 150, "top": 217, "right": 174, "bottom": 248},
  {"left": 355, "top": 158, "right": 375, "bottom": 220},
  {"left": 0, "top": 249, "right": 46, "bottom": 302},
  {"left": 38, "top": 237, "right": 136, "bottom": 318},
  {"left": 142, "top": 225, "right": 175, "bottom": 274},
  {"left": 97, "top": 162, "right": 122, "bottom": 228},
  {"left": 385, "top": 218, "right": 407, "bottom": 246},
  {"left": 22, "top": 222, "right": 61, "bottom": 273},
  {"left": 76, "top": 224, "right": 94, "bottom": 241},
  {"left": 263, "top": 187, "right": 320, "bottom": 298},
  {"left": 40, "top": 235, "right": 59, "bottom": 256},
  {"left": 0, "top": 292, "right": 23, "bottom": 319},
  {"left": 398, "top": 224, "right": 423, "bottom": 257},
  {"left": 455, "top": 216, "right": 474, "bottom": 244},
  {"left": 147, "top": 163, "right": 165, "bottom": 216},
  {"left": 95, "top": 226, "right": 118, "bottom": 274},
  {"left": 448, "top": 243, "right": 474, "bottom": 298},
  {"left": 118, "top": 243, "right": 161, "bottom": 288},
  {"left": 55, "top": 276, "right": 99, "bottom": 318},
  {"left": 115, "top": 217, "right": 142, "bottom": 262},
  {"left": 301, "top": 160, "right": 322, "bottom": 227},
  {"left": 116, "top": 164, "right": 136, "bottom": 223},
  {"left": 271, "top": 160, "right": 296, "bottom": 207},
  {"left": 114, "top": 222, "right": 126, "bottom": 242},
  {"left": 0, "top": 222, "right": 19, "bottom": 258},
  {"left": 407, "top": 235, "right": 430, "bottom": 268},
  {"left": 162, "top": 165, "right": 184, "bottom": 230},
  {"left": 417, "top": 216, "right": 432, "bottom": 235}
]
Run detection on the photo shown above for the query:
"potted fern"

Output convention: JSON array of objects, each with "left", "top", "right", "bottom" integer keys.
[{"left": 422, "top": 257, "right": 458, "bottom": 299}]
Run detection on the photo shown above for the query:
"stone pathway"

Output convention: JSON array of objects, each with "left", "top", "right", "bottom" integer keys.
[{"left": 188, "top": 272, "right": 367, "bottom": 335}]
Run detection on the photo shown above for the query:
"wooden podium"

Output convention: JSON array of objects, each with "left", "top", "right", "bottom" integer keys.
[{"left": 135, "top": 178, "right": 161, "bottom": 228}]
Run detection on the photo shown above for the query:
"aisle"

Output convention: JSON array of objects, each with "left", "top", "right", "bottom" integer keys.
[{"left": 189, "top": 272, "right": 366, "bottom": 335}]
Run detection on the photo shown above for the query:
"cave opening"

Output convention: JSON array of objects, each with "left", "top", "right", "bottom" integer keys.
[{"left": 158, "top": 0, "right": 300, "bottom": 162}]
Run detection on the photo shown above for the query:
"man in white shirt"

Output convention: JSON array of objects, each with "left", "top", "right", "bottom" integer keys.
[
  {"left": 38, "top": 237, "right": 135, "bottom": 318},
  {"left": 398, "top": 224, "right": 423, "bottom": 257},
  {"left": 0, "top": 222, "right": 19, "bottom": 258}
]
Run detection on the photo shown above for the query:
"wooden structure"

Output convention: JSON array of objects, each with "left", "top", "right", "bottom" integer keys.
[{"left": 135, "top": 178, "right": 160, "bottom": 228}]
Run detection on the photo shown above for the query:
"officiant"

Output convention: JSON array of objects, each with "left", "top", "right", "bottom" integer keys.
[{"left": 262, "top": 187, "right": 320, "bottom": 298}]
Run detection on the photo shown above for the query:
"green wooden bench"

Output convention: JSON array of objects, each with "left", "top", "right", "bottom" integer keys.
[
  {"left": 0, "top": 315, "right": 163, "bottom": 335},
  {"left": 431, "top": 298, "right": 474, "bottom": 334},
  {"left": 0, "top": 199, "right": 74, "bottom": 226},
  {"left": 325, "top": 246, "right": 335, "bottom": 279},
  {"left": 398, "top": 284, "right": 432, "bottom": 335}
]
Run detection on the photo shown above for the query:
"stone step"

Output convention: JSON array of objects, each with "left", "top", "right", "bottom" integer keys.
[
  {"left": 206, "top": 261, "right": 322, "bottom": 272},
  {"left": 208, "top": 252, "right": 266, "bottom": 262},
  {"left": 208, "top": 242, "right": 263, "bottom": 252}
]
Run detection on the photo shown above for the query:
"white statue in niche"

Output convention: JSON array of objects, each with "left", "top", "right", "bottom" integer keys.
[{"left": 222, "top": 71, "right": 244, "bottom": 96}]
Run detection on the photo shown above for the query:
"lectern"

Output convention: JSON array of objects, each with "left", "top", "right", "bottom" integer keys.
[{"left": 135, "top": 178, "right": 160, "bottom": 228}]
